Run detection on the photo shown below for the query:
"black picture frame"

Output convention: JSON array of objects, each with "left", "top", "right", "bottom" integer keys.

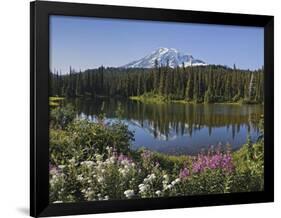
[{"left": 30, "top": 1, "right": 274, "bottom": 217}]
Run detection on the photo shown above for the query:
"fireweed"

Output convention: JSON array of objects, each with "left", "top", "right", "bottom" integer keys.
[
  {"left": 50, "top": 144, "right": 263, "bottom": 203},
  {"left": 49, "top": 113, "right": 264, "bottom": 203}
]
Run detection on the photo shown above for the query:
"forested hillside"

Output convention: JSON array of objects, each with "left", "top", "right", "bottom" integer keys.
[{"left": 50, "top": 62, "right": 264, "bottom": 103}]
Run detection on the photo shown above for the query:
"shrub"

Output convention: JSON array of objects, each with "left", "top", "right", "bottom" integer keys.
[
  {"left": 50, "top": 119, "right": 134, "bottom": 166},
  {"left": 50, "top": 104, "right": 76, "bottom": 129}
]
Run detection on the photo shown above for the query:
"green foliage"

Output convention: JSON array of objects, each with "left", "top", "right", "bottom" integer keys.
[
  {"left": 50, "top": 104, "right": 76, "bottom": 129},
  {"left": 50, "top": 139, "right": 264, "bottom": 203},
  {"left": 50, "top": 65, "right": 264, "bottom": 104},
  {"left": 151, "top": 152, "right": 191, "bottom": 173},
  {"left": 50, "top": 103, "right": 134, "bottom": 166},
  {"left": 49, "top": 103, "right": 264, "bottom": 202},
  {"left": 50, "top": 120, "right": 134, "bottom": 166},
  {"left": 232, "top": 119, "right": 264, "bottom": 192}
]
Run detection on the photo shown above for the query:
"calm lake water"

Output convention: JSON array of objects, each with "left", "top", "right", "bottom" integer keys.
[{"left": 66, "top": 98, "right": 263, "bottom": 155}]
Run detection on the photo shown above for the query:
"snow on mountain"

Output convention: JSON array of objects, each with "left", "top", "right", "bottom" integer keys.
[{"left": 121, "top": 47, "right": 207, "bottom": 68}]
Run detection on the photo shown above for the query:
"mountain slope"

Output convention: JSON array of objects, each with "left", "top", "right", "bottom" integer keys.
[{"left": 121, "top": 47, "right": 207, "bottom": 68}]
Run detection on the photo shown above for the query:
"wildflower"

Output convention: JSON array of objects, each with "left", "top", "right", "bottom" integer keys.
[
  {"left": 81, "top": 161, "right": 94, "bottom": 167},
  {"left": 95, "top": 154, "right": 102, "bottom": 161},
  {"left": 141, "top": 150, "right": 152, "bottom": 159},
  {"left": 97, "top": 177, "right": 104, "bottom": 183},
  {"left": 118, "top": 154, "right": 131, "bottom": 163},
  {"left": 121, "top": 169, "right": 127, "bottom": 176},
  {"left": 49, "top": 165, "right": 58, "bottom": 175},
  {"left": 109, "top": 156, "right": 116, "bottom": 163},
  {"left": 69, "top": 158, "right": 75, "bottom": 164},
  {"left": 97, "top": 193, "right": 103, "bottom": 200},
  {"left": 77, "top": 175, "right": 83, "bottom": 181},
  {"left": 124, "top": 189, "right": 135, "bottom": 198},
  {"left": 191, "top": 149, "right": 235, "bottom": 174},
  {"left": 155, "top": 190, "right": 161, "bottom": 196},
  {"left": 138, "top": 184, "right": 148, "bottom": 193},
  {"left": 179, "top": 168, "right": 190, "bottom": 179},
  {"left": 58, "top": 165, "right": 66, "bottom": 169},
  {"left": 149, "top": 173, "right": 156, "bottom": 180}
]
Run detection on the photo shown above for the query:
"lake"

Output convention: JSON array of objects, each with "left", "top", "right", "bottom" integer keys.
[{"left": 65, "top": 98, "right": 263, "bottom": 155}]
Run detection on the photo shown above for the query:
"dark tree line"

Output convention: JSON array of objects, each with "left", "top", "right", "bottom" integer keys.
[{"left": 50, "top": 63, "right": 264, "bottom": 103}]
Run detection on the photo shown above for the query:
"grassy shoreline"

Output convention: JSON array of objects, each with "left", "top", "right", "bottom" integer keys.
[
  {"left": 129, "top": 93, "right": 261, "bottom": 105},
  {"left": 129, "top": 95, "right": 242, "bottom": 105},
  {"left": 49, "top": 94, "right": 261, "bottom": 105},
  {"left": 49, "top": 96, "right": 65, "bottom": 107}
]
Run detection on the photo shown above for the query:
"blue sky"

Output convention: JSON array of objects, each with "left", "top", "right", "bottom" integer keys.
[{"left": 50, "top": 15, "right": 264, "bottom": 73}]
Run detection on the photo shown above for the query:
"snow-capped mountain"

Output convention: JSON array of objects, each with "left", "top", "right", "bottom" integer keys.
[{"left": 121, "top": 47, "right": 207, "bottom": 68}]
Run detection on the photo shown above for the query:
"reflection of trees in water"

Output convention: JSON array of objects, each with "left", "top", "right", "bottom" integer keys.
[{"left": 69, "top": 98, "right": 263, "bottom": 140}]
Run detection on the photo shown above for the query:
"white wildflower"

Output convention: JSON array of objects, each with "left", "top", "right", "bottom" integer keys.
[
  {"left": 109, "top": 156, "right": 116, "bottom": 163},
  {"left": 69, "top": 158, "right": 75, "bottom": 164},
  {"left": 81, "top": 161, "right": 94, "bottom": 167},
  {"left": 95, "top": 154, "right": 102, "bottom": 161},
  {"left": 58, "top": 165, "right": 65, "bottom": 169},
  {"left": 121, "top": 160, "right": 129, "bottom": 165},
  {"left": 97, "top": 177, "right": 104, "bottom": 183},
  {"left": 155, "top": 190, "right": 161, "bottom": 196},
  {"left": 138, "top": 184, "right": 148, "bottom": 193},
  {"left": 119, "top": 168, "right": 126, "bottom": 176},
  {"left": 124, "top": 189, "right": 135, "bottom": 198},
  {"left": 77, "top": 175, "right": 84, "bottom": 181},
  {"left": 149, "top": 173, "right": 156, "bottom": 180}
]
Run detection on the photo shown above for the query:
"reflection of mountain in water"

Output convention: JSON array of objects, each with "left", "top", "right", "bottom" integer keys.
[{"left": 69, "top": 97, "right": 262, "bottom": 140}]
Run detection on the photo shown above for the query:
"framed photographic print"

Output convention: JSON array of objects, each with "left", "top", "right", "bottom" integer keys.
[{"left": 30, "top": 1, "right": 274, "bottom": 217}]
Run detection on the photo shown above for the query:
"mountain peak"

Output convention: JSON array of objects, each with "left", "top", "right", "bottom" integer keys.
[{"left": 121, "top": 48, "right": 206, "bottom": 68}]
